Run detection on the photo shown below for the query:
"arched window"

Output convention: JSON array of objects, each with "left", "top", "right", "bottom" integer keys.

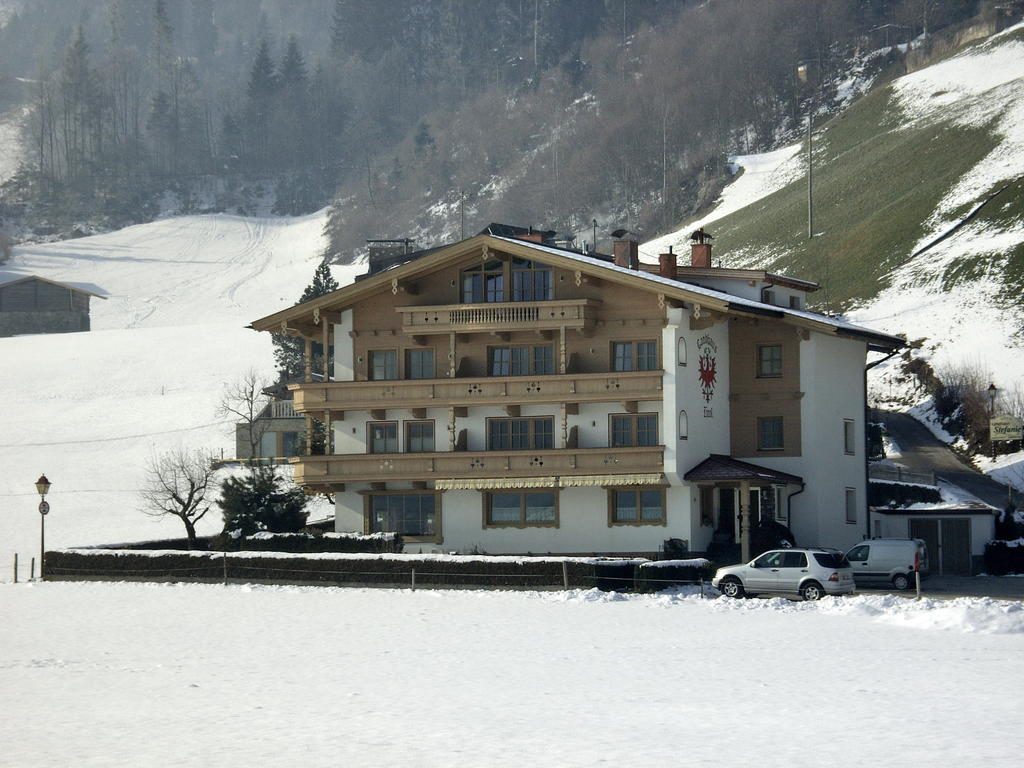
[
  {"left": 677, "top": 337, "right": 687, "bottom": 366},
  {"left": 678, "top": 410, "right": 688, "bottom": 440}
]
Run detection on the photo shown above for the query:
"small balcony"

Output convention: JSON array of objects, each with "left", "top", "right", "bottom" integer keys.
[
  {"left": 291, "top": 445, "right": 665, "bottom": 488},
  {"left": 396, "top": 298, "right": 600, "bottom": 335},
  {"left": 290, "top": 370, "right": 664, "bottom": 415}
]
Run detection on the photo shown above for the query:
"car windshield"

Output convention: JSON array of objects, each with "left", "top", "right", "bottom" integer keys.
[{"left": 813, "top": 552, "right": 849, "bottom": 568}]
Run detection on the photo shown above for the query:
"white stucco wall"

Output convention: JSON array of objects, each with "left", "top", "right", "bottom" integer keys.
[
  {"left": 336, "top": 484, "right": 693, "bottom": 555},
  {"left": 757, "top": 332, "right": 868, "bottom": 551}
]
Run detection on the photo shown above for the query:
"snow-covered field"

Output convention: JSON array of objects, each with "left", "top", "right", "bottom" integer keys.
[
  {"left": 0, "top": 581, "right": 1021, "bottom": 767},
  {"left": 0, "top": 211, "right": 357, "bottom": 580}
]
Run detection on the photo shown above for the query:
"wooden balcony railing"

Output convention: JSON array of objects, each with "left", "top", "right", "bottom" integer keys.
[
  {"left": 396, "top": 298, "right": 600, "bottom": 335},
  {"left": 290, "top": 370, "right": 663, "bottom": 414},
  {"left": 291, "top": 446, "right": 664, "bottom": 487}
]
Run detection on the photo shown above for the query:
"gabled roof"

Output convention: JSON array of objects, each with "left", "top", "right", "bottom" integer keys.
[
  {"left": 684, "top": 454, "right": 804, "bottom": 485},
  {"left": 248, "top": 233, "right": 902, "bottom": 351},
  {"left": 0, "top": 273, "right": 108, "bottom": 299}
]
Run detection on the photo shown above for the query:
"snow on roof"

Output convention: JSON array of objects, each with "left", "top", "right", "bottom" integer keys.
[
  {"left": 0, "top": 272, "right": 109, "bottom": 299},
  {"left": 493, "top": 236, "right": 903, "bottom": 347}
]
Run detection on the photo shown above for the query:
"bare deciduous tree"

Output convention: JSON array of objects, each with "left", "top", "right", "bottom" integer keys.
[
  {"left": 219, "top": 369, "right": 273, "bottom": 460},
  {"left": 140, "top": 449, "right": 216, "bottom": 548}
]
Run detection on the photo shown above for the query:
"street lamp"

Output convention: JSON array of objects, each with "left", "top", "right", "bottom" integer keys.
[{"left": 35, "top": 474, "right": 51, "bottom": 580}]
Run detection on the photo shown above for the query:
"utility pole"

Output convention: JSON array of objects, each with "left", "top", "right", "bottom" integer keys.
[{"left": 806, "top": 108, "right": 813, "bottom": 241}]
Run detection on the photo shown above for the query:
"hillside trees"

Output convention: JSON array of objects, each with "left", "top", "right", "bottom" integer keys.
[{"left": 2, "top": 0, "right": 988, "bottom": 245}]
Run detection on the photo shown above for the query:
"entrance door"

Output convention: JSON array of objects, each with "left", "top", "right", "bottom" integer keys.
[{"left": 940, "top": 518, "right": 971, "bottom": 575}]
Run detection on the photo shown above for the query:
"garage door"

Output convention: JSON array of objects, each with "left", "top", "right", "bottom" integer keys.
[{"left": 908, "top": 518, "right": 971, "bottom": 575}]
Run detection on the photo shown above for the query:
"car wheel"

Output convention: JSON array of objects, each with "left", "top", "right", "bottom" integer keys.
[
  {"left": 892, "top": 573, "right": 911, "bottom": 590},
  {"left": 800, "top": 581, "right": 825, "bottom": 601},
  {"left": 719, "top": 577, "right": 745, "bottom": 599}
]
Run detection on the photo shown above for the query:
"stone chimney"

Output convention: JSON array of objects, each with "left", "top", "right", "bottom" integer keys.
[
  {"left": 659, "top": 246, "right": 677, "bottom": 279},
  {"left": 613, "top": 239, "right": 639, "bottom": 270}
]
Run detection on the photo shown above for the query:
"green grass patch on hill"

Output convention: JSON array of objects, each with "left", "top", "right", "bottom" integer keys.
[{"left": 707, "top": 83, "right": 999, "bottom": 310}]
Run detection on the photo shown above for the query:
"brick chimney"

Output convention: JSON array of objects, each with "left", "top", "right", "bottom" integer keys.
[
  {"left": 659, "top": 246, "right": 677, "bottom": 279},
  {"left": 613, "top": 240, "right": 639, "bottom": 270},
  {"left": 690, "top": 227, "right": 713, "bottom": 268}
]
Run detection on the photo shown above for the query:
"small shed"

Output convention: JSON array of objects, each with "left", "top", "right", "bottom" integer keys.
[{"left": 0, "top": 275, "right": 107, "bottom": 337}]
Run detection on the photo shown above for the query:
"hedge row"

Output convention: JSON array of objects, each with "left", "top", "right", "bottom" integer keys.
[
  {"left": 983, "top": 541, "right": 1024, "bottom": 575},
  {"left": 868, "top": 481, "right": 943, "bottom": 508},
  {"left": 44, "top": 550, "right": 715, "bottom": 591},
  {"left": 225, "top": 531, "right": 403, "bottom": 554}
]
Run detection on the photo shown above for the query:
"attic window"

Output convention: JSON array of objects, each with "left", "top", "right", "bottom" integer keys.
[
  {"left": 789, "top": 295, "right": 802, "bottom": 309},
  {"left": 761, "top": 288, "right": 776, "bottom": 305},
  {"left": 462, "top": 260, "right": 505, "bottom": 303},
  {"left": 511, "top": 259, "right": 553, "bottom": 301}
]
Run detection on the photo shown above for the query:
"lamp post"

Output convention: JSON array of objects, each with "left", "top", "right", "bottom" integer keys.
[
  {"left": 35, "top": 474, "right": 51, "bottom": 580},
  {"left": 988, "top": 384, "right": 998, "bottom": 460}
]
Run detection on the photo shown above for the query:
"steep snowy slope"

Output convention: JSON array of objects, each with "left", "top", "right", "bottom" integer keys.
[
  {"left": 0, "top": 211, "right": 363, "bottom": 580},
  {"left": 644, "top": 24, "right": 1024, "bottom": 402}
]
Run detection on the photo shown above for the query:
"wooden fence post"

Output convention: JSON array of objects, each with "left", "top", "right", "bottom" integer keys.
[
  {"left": 223, "top": 551, "right": 228, "bottom": 584},
  {"left": 30, "top": 557, "right": 35, "bottom": 581},
  {"left": 411, "top": 568, "right": 416, "bottom": 591},
  {"left": 13, "top": 553, "right": 18, "bottom": 584},
  {"left": 562, "top": 561, "right": 569, "bottom": 590}
]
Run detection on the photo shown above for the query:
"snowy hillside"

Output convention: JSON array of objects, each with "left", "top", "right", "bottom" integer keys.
[{"left": 0, "top": 211, "right": 363, "bottom": 579}]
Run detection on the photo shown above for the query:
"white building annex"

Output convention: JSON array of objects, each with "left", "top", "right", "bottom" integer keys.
[{"left": 249, "top": 226, "right": 903, "bottom": 560}]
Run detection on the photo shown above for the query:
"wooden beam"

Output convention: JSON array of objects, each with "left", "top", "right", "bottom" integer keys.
[
  {"left": 370, "top": 482, "right": 386, "bottom": 491},
  {"left": 622, "top": 400, "right": 638, "bottom": 413},
  {"left": 491, "top": 331, "right": 511, "bottom": 342},
  {"left": 563, "top": 403, "right": 579, "bottom": 415},
  {"left": 412, "top": 480, "right": 427, "bottom": 490},
  {"left": 371, "top": 409, "right": 386, "bottom": 421},
  {"left": 504, "top": 404, "right": 520, "bottom": 417},
  {"left": 411, "top": 408, "right": 426, "bottom": 419}
]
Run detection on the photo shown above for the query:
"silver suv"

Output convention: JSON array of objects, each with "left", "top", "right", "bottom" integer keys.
[{"left": 712, "top": 548, "right": 856, "bottom": 601}]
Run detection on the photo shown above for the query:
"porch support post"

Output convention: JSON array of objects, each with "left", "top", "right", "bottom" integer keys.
[
  {"left": 305, "top": 413, "right": 314, "bottom": 455},
  {"left": 304, "top": 336, "right": 313, "bottom": 383},
  {"left": 448, "top": 406, "right": 457, "bottom": 450},
  {"left": 322, "top": 315, "right": 330, "bottom": 381},
  {"left": 323, "top": 409, "right": 331, "bottom": 455},
  {"left": 448, "top": 332, "right": 457, "bottom": 378},
  {"left": 559, "top": 325, "right": 567, "bottom": 374},
  {"left": 739, "top": 479, "right": 751, "bottom": 563}
]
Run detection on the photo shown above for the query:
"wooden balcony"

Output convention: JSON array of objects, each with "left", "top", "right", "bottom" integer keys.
[
  {"left": 396, "top": 298, "right": 600, "bottom": 335},
  {"left": 291, "top": 446, "right": 664, "bottom": 488},
  {"left": 290, "top": 370, "right": 664, "bottom": 415}
]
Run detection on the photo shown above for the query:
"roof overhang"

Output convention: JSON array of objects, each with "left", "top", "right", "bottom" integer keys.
[{"left": 247, "top": 234, "right": 903, "bottom": 352}]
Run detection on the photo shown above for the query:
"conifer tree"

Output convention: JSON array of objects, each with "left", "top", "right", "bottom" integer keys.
[{"left": 272, "top": 258, "right": 340, "bottom": 381}]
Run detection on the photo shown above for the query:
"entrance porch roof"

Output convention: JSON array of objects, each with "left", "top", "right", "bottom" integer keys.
[{"left": 683, "top": 454, "right": 804, "bottom": 486}]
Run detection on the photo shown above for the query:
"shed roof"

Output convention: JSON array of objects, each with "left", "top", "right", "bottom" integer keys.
[{"left": 0, "top": 274, "right": 108, "bottom": 299}]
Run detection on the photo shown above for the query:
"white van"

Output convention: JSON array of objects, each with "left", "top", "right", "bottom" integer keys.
[{"left": 845, "top": 538, "right": 928, "bottom": 590}]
